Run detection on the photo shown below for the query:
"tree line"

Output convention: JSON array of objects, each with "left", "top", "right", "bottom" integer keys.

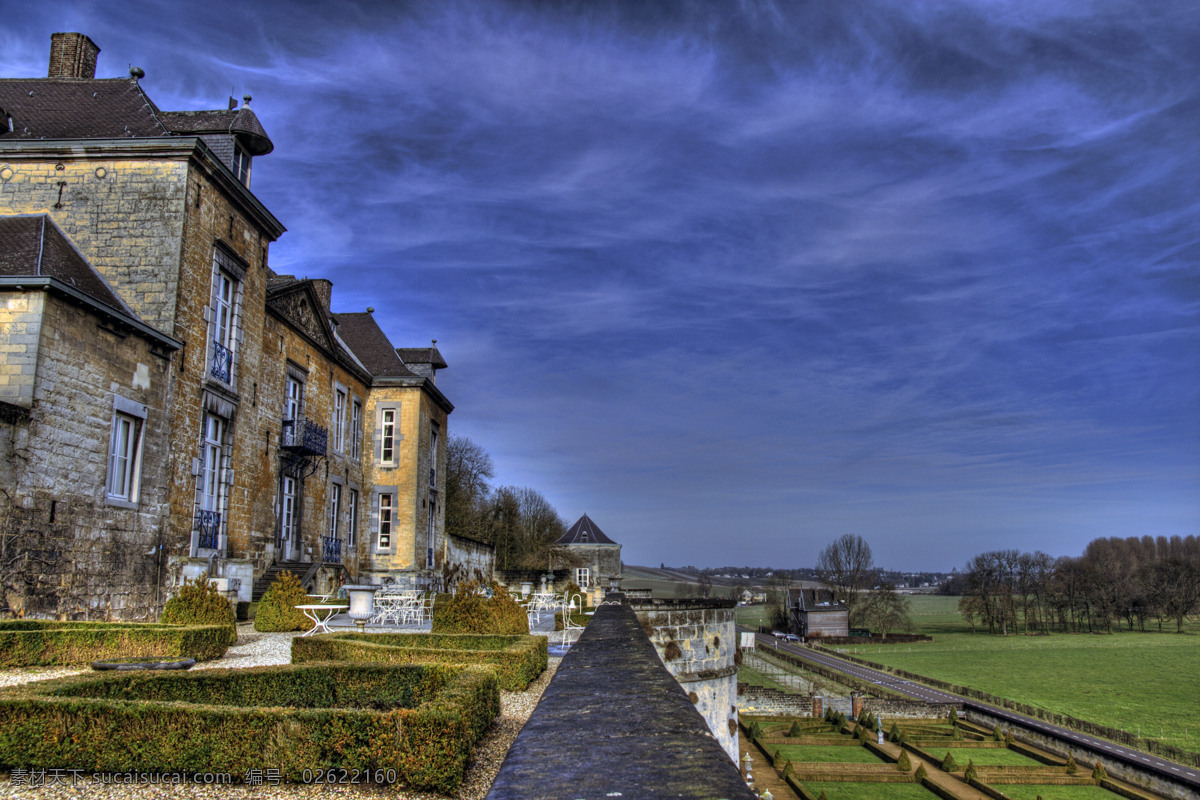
[
  {"left": 444, "top": 435, "right": 568, "bottom": 572},
  {"left": 945, "top": 535, "right": 1200, "bottom": 634}
]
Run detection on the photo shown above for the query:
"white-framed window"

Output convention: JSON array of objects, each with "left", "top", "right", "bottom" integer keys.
[
  {"left": 207, "top": 250, "right": 244, "bottom": 386},
  {"left": 279, "top": 475, "right": 297, "bottom": 546},
  {"left": 377, "top": 493, "right": 393, "bottom": 549},
  {"left": 232, "top": 143, "right": 251, "bottom": 187},
  {"left": 575, "top": 568, "right": 591, "bottom": 589},
  {"left": 284, "top": 374, "right": 302, "bottom": 421},
  {"left": 346, "top": 487, "right": 359, "bottom": 548},
  {"left": 196, "top": 412, "right": 227, "bottom": 553},
  {"left": 328, "top": 482, "right": 342, "bottom": 539},
  {"left": 429, "top": 421, "right": 439, "bottom": 488},
  {"left": 427, "top": 499, "right": 436, "bottom": 568},
  {"left": 332, "top": 385, "right": 347, "bottom": 452},
  {"left": 105, "top": 395, "right": 147, "bottom": 507},
  {"left": 379, "top": 407, "right": 397, "bottom": 465},
  {"left": 349, "top": 398, "right": 362, "bottom": 461}
]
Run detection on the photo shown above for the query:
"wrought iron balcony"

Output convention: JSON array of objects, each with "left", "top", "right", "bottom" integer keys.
[
  {"left": 321, "top": 536, "right": 343, "bottom": 564},
  {"left": 281, "top": 417, "right": 328, "bottom": 456},
  {"left": 195, "top": 510, "right": 221, "bottom": 550},
  {"left": 210, "top": 339, "right": 233, "bottom": 382}
]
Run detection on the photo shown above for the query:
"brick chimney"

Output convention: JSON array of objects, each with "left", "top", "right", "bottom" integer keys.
[{"left": 48, "top": 33, "right": 100, "bottom": 79}]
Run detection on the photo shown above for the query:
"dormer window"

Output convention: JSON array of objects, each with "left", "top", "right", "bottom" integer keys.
[{"left": 232, "top": 143, "right": 251, "bottom": 187}]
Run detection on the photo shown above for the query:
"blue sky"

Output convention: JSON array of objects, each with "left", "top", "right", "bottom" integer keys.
[{"left": 5, "top": 1, "right": 1197, "bottom": 571}]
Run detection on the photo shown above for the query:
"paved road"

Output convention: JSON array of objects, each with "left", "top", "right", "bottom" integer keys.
[{"left": 747, "top": 630, "right": 1200, "bottom": 794}]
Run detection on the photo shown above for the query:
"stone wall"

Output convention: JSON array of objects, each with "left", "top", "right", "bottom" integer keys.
[
  {"left": 0, "top": 291, "right": 173, "bottom": 619},
  {"left": 485, "top": 602, "right": 755, "bottom": 800},
  {"left": 631, "top": 598, "right": 740, "bottom": 762},
  {"left": 445, "top": 533, "right": 493, "bottom": 582}
]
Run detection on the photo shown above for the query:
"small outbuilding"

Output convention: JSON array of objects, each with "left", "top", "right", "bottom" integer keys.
[
  {"left": 789, "top": 588, "right": 849, "bottom": 638},
  {"left": 551, "top": 513, "right": 622, "bottom": 596}
]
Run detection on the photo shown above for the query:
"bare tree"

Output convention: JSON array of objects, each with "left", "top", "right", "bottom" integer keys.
[
  {"left": 859, "top": 584, "right": 913, "bottom": 638},
  {"left": 445, "top": 435, "right": 495, "bottom": 543},
  {"left": 816, "top": 534, "right": 875, "bottom": 624}
]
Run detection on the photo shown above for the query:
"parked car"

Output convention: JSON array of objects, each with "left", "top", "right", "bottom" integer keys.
[{"left": 783, "top": 633, "right": 800, "bottom": 641}]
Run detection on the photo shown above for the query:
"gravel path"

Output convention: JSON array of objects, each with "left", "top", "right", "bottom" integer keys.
[{"left": 0, "top": 624, "right": 559, "bottom": 800}]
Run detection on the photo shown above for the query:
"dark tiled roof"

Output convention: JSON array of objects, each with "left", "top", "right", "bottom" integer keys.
[
  {"left": 0, "top": 214, "right": 130, "bottom": 313},
  {"left": 789, "top": 588, "right": 847, "bottom": 612},
  {"left": 157, "top": 106, "right": 272, "bottom": 154},
  {"left": 396, "top": 346, "right": 447, "bottom": 369},
  {"left": 0, "top": 78, "right": 164, "bottom": 139},
  {"left": 557, "top": 513, "right": 617, "bottom": 545},
  {"left": 332, "top": 313, "right": 415, "bottom": 378},
  {"left": 0, "top": 78, "right": 272, "bottom": 153}
]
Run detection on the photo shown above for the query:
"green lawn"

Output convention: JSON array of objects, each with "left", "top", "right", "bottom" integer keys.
[
  {"left": 800, "top": 781, "right": 937, "bottom": 800},
  {"left": 995, "top": 786, "right": 1122, "bottom": 800},
  {"left": 850, "top": 596, "right": 1200, "bottom": 752},
  {"left": 942, "top": 747, "right": 1042, "bottom": 766},
  {"left": 774, "top": 744, "right": 887, "bottom": 764}
]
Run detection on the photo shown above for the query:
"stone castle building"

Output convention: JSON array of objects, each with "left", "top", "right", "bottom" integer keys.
[{"left": 0, "top": 33, "right": 490, "bottom": 619}]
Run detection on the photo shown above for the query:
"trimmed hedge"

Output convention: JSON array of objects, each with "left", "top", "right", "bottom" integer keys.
[
  {"left": 254, "top": 572, "right": 311, "bottom": 632},
  {"left": 0, "top": 662, "right": 498, "bottom": 793},
  {"left": 433, "top": 583, "right": 529, "bottom": 635},
  {"left": 160, "top": 575, "right": 237, "bottom": 646},
  {"left": 0, "top": 621, "right": 229, "bottom": 666},
  {"left": 292, "top": 632, "right": 548, "bottom": 690}
]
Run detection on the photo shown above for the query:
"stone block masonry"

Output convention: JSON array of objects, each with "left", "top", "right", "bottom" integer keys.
[
  {"left": 0, "top": 291, "right": 173, "bottom": 619},
  {"left": 631, "top": 598, "right": 741, "bottom": 761},
  {"left": 486, "top": 600, "right": 755, "bottom": 800}
]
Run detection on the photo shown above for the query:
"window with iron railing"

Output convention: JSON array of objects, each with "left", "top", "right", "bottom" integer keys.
[
  {"left": 196, "top": 509, "right": 221, "bottom": 550},
  {"left": 321, "top": 535, "right": 342, "bottom": 564}
]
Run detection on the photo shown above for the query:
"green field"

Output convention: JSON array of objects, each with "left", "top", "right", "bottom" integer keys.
[
  {"left": 846, "top": 596, "right": 1200, "bottom": 752},
  {"left": 775, "top": 744, "right": 887, "bottom": 764},
  {"left": 800, "top": 781, "right": 937, "bottom": 800}
]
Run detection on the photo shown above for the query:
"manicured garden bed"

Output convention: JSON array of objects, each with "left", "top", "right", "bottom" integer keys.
[
  {"left": 796, "top": 781, "right": 937, "bottom": 800},
  {"left": 291, "top": 631, "right": 547, "bottom": 690},
  {"left": 0, "top": 620, "right": 230, "bottom": 666},
  {"left": 0, "top": 662, "right": 499, "bottom": 793},
  {"left": 943, "top": 746, "right": 1043, "bottom": 766},
  {"left": 775, "top": 744, "right": 889, "bottom": 764}
]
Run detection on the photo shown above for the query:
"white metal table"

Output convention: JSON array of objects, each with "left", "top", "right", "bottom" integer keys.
[{"left": 295, "top": 604, "right": 348, "bottom": 636}]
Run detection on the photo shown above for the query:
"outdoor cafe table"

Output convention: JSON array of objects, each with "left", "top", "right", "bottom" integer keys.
[{"left": 295, "top": 604, "right": 348, "bottom": 636}]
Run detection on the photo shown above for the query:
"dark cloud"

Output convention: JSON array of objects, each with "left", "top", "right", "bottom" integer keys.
[{"left": 7, "top": 0, "right": 1197, "bottom": 570}]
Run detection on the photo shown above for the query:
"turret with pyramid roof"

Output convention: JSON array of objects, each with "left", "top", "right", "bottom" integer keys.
[{"left": 552, "top": 513, "right": 622, "bottom": 597}]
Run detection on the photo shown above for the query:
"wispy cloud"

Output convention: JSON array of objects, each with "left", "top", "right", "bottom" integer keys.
[{"left": 9, "top": 0, "right": 1197, "bottom": 569}]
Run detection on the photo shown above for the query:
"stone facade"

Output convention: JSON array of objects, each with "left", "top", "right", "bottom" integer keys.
[
  {"left": 631, "top": 598, "right": 740, "bottom": 762},
  {"left": 0, "top": 288, "right": 175, "bottom": 619},
  {"left": 0, "top": 33, "right": 481, "bottom": 617}
]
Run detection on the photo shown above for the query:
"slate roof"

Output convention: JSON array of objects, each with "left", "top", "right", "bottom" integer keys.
[
  {"left": 556, "top": 513, "right": 617, "bottom": 546},
  {"left": 0, "top": 78, "right": 272, "bottom": 153},
  {"left": 789, "top": 588, "right": 848, "bottom": 612},
  {"left": 0, "top": 214, "right": 131, "bottom": 313},
  {"left": 0, "top": 78, "right": 163, "bottom": 139},
  {"left": 332, "top": 313, "right": 417, "bottom": 378},
  {"left": 396, "top": 346, "right": 447, "bottom": 370}
]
